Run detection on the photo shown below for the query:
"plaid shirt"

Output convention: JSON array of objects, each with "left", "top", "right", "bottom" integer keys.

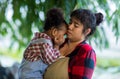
[
  {"left": 24, "top": 32, "right": 61, "bottom": 64},
  {"left": 67, "top": 41, "right": 96, "bottom": 79}
]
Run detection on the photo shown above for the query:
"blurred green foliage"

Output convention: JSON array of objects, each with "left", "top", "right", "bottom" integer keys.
[
  {"left": 0, "top": 48, "right": 23, "bottom": 62},
  {"left": 97, "top": 57, "right": 120, "bottom": 68},
  {"left": 0, "top": 0, "right": 120, "bottom": 51}
]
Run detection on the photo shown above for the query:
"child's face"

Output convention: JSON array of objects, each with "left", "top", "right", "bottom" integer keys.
[{"left": 54, "top": 23, "right": 67, "bottom": 45}]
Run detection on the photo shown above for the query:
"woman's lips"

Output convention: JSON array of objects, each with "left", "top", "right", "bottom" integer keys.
[{"left": 67, "top": 30, "right": 72, "bottom": 35}]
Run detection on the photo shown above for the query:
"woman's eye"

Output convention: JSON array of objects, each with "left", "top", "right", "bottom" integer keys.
[{"left": 74, "top": 24, "right": 79, "bottom": 27}]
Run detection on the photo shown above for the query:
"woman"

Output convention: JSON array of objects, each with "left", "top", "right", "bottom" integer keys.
[
  {"left": 44, "top": 8, "right": 103, "bottom": 79},
  {"left": 60, "top": 9, "right": 103, "bottom": 79}
]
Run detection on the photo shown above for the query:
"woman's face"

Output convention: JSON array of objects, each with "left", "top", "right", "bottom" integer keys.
[{"left": 67, "top": 17, "right": 85, "bottom": 42}]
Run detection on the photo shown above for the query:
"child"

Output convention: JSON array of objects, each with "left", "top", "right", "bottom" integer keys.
[{"left": 18, "top": 8, "right": 67, "bottom": 79}]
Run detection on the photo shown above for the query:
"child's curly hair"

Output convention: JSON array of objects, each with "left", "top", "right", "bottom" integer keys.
[{"left": 44, "top": 8, "right": 67, "bottom": 31}]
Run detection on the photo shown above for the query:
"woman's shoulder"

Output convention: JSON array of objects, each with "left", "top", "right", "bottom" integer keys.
[
  {"left": 76, "top": 42, "right": 95, "bottom": 58},
  {"left": 77, "top": 41, "right": 93, "bottom": 51}
]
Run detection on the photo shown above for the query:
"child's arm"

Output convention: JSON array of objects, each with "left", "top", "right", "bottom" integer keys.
[
  {"left": 24, "top": 42, "right": 61, "bottom": 64},
  {"left": 24, "top": 35, "right": 65, "bottom": 64},
  {"left": 40, "top": 43, "right": 61, "bottom": 64}
]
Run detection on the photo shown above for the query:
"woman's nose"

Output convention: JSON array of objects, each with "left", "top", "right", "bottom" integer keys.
[{"left": 68, "top": 24, "right": 73, "bottom": 30}]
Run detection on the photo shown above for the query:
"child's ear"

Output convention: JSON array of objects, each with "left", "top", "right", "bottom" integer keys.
[
  {"left": 85, "top": 28, "right": 91, "bottom": 36},
  {"left": 51, "top": 28, "right": 58, "bottom": 37}
]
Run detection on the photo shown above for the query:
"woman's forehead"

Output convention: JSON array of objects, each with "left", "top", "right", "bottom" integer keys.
[{"left": 70, "top": 17, "right": 81, "bottom": 24}]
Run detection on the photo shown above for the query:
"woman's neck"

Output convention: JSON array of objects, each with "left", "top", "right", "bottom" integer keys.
[
  {"left": 68, "top": 39, "right": 84, "bottom": 46},
  {"left": 60, "top": 39, "right": 84, "bottom": 56}
]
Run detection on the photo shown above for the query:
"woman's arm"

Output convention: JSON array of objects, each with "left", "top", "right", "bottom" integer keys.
[{"left": 68, "top": 47, "right": 96, "bottom": 79}]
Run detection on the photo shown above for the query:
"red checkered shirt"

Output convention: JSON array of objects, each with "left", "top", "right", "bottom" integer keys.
[
  {"left": 67, "top": 41, "right": 96, "bottom": 79},
  {"left": 24, "top": 32, "right": 61, "bottom": 64}
]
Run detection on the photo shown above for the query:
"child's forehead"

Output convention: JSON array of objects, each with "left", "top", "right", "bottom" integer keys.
[{"left": 58, "top": 23, "right": 67, "bottom": 29}]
